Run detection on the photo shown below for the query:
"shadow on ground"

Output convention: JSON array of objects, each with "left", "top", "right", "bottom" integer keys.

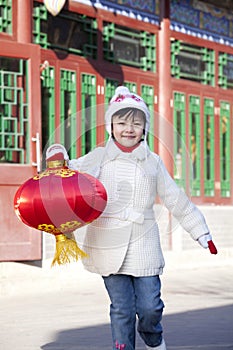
[{"left": 41, "top": 304, "right": 233, "bottom": 350}]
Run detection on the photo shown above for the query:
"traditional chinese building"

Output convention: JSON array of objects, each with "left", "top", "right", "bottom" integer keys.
[{"left": 0, "top": 0, "right": 233, "bottom": 263}]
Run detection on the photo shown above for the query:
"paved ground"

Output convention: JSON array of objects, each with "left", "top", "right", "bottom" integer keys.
[{"left": 0, "top": 257, "right": 233, "bottom": 350}]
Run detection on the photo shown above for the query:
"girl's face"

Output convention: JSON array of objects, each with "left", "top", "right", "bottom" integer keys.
[{"left": 112, "top": 110, "right": 145, "bottom": 148}]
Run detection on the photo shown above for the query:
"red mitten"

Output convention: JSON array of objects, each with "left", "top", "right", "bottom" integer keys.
[
  {"left": 208, "top": 240, "right": 218, "bottom": 255},
  {"left": 198, "top": 234, "right": 218, "bottom": 255}
]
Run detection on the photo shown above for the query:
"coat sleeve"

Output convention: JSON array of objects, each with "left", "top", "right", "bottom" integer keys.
[
  {"left": 68, "top": 155, "right": 86, "bottom": 171},
  {"left": 68, "top": 147, "right": 105, "bottom": 177},
  {"left": 156, "top": 156, "right": 209, "bottom": 240}
]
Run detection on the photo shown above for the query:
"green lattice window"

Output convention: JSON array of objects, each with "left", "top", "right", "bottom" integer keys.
[
  {"left": 218, "top": 53, "right": 233, "bottom": 89},
  {"left": 81, "top": 74, "right": 96, "bottom": 155},
  {"left": 103, "top": 22, "right": 156, "bottom": 72},
  {"left": 0, "top": 57, "right": 29, "bottom": 164},
  {"left": 105, "top": 78, "right": 119, "bottom": 141},
  {"left": 41, "top": 66, "right": 55, "bottom": 153},
  {"left": 189, "top": 95, "right": 201, "bottom": 196},
  {"left": 220, "top": 101, "right": 231, "bottom": 197},
  {"left": 171, "top": 40, "right": 215, "bottom": 86},
  {"left": 124, "top": 82, "right": 137, "bottom": 94},
  {"left": 0, "top": 0, "right": 12, "bottom": 34},
  {"left": 141, "top": 85, "right": 155, "bottom": 151},
  {"left": 173, "top": 91, "right": 186, "bottom": 189},
  {"left": 33, "top": 2, "right": 97, "bottom": 58},
  {"left": 204, "top": 98, "right": 215, "bottom": 197},
  {"left": 105, "top": 78, "right": 119, "bottom": 103},
  {"left": 60, "top": 69, "right": 77, "bottom": 159}
]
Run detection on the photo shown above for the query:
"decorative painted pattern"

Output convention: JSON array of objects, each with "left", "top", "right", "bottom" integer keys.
[
  {"left": 201, "top": 12, "right": 229, "bottom": 37},
  {"left": 38, "top": 221, "right": 82, "bottom": 234},
  {"left": 171, "top": 0, "right": 233, "bottom": 41},
  {"left": 73, "top": 0, "right": 233, "bottom": 44},
  {"left": 33, "top": 168, "right": 76, "bottom": 180},
  {"left": 171, "top": 2, "right": 199, "bottom": 27},
  {"left": 105, "top": 0, "right": 155, "bottom": 13}
]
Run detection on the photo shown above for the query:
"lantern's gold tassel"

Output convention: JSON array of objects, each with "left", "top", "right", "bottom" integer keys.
[{"left": 51, "top": 233, "right": 88, "bottom": 267}]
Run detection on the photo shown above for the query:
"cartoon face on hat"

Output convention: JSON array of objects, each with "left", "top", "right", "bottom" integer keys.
[{"left": 105, "top": 86, "right": 150, "bottom": 139}]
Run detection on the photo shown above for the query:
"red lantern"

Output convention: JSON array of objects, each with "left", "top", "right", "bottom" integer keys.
[
  {"left": 44, "top": 0, "right": 66, "bottom": 16},
  {"left": 14, "top": 149, "right": 107, "bottom": 266}
]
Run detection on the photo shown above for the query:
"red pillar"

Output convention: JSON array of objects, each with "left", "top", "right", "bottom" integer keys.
[
  {"left": 17, "top": 0, "right": 32, "bottom": 43},
  {"left": 158, "top": 0, "right": 173, "bottom": 175}
]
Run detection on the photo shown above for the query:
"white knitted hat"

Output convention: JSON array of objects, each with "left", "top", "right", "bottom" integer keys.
[{"left": 105, "top": 86, "right": 150, "bottom": 137}]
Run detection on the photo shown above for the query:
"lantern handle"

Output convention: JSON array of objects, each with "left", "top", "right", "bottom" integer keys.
[{"left": 32, "top": 132, "right": 41, "bottom": 173}]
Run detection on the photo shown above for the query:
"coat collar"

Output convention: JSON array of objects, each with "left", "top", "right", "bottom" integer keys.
[{"left": 105, "top": 138, "right": 150, "bottom": 161}]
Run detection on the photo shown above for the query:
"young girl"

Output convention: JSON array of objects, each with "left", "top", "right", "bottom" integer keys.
[{"left": 47, "top": 86, "right": 217, "bottom": 350}]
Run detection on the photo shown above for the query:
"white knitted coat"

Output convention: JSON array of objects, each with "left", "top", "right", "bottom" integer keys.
[{"left": 69, "top": 139, "right": 209, "bottom": 277}]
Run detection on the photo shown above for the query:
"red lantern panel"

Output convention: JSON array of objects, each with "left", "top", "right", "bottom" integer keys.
[{"left": 14, "top": 167, "right": 107, "bottom": 236}]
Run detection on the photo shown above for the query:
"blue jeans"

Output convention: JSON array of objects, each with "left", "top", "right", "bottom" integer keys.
[{"left": 103, "top": 274, "right": 164, "bottom": 350}]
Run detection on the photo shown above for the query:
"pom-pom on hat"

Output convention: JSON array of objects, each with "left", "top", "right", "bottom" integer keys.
[{"left": 105, "top": 86, "right": 150, "bottom": 137}]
